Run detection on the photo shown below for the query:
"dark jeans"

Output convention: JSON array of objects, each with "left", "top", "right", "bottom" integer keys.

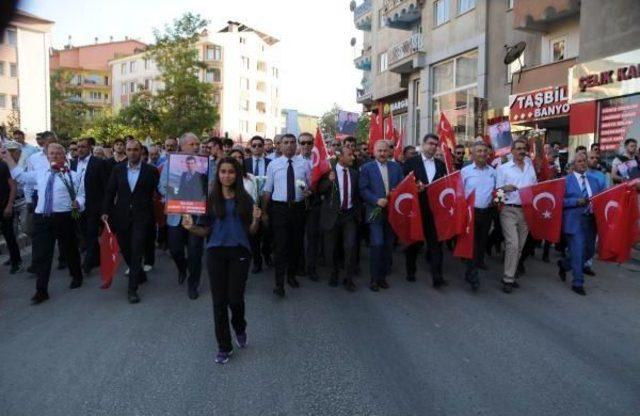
[
  {"left": 465, "top": 207, "right": 493, "bottom": 283},
  {"left": 1, "top": 213, "right": 21, "bottom": 267},
  {"left": 271, "top": 201, "right": 305, "bottom": 288},
  {"left": 369, "top": 219, "right": 394, "bottom": 283},
  {"left": 168, "top": 225, "right": 204, "bottom": 291},
  {"left": 304, "top": 204, "right": 321, "bottom": 274},
  {"left": 206, "top": 246, "right": 251, "bottom": 353},
  {"left": 32, "top": 213, "right": 82, "bottom": 293},
  {"left": 144, "top": 221, "right": 156, "bottom": 266},
  {"left": 405, "top": 225, "right": 443, "bottom": 283},
  {"left": 79, "top": 212, "right": 101, "bottom": 271}
]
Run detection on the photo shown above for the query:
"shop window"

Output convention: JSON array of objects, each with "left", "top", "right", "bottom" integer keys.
[{"left": 551, "top": 36, "right": 567, "bottom": 62}]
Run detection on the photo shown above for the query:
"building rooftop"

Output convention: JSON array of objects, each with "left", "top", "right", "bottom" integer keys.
[
  {"left": 15, "top": 9, "right": 55, "bottom": 24},
  {"left": 218, "top": 21, "right": 279, "bottom": 45}
]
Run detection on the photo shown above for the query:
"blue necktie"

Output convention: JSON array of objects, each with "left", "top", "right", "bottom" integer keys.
[{"left": 43, "top": 171, "right": 56, "bottom": 216}]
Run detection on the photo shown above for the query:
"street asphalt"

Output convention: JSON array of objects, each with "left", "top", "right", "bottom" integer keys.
[{"left": 1, "top": 246, "right": 639, "bottom": 416}]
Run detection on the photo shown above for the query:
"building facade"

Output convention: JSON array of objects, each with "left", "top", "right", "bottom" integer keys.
[
  {"left": 0, "top": 10, "right": 53, "bottom": 141},
  {"left": 281, "top": 109, "right": 320, "bottom": 136},
  {"left": 50, "top": 38, "right": 146, "bottom": 118}
]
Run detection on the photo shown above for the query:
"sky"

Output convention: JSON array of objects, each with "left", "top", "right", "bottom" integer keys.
[{"left": 20, "top": 0, "right": 363, "bottom": 116}]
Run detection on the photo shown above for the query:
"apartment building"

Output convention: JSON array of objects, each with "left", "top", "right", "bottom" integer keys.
[
  {"left": 50, "top": 38, "right": 146, "bottom": 118},
  {"left": 109, "top": 21, "right": 281, "bottom": 140},
  {"left": 281, "top": 109, "right": 320, "bottom": 136},
  {"left": 0, "top": 10, "right": 53, "bottom": 140}
]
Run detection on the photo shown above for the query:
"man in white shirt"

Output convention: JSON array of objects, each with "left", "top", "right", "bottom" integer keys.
[
  {"left": 496, "top": 138, "right": 537, "bottom": 293},
  {"left": 1, "top": 143, "right": 85, "bottom": 304}
]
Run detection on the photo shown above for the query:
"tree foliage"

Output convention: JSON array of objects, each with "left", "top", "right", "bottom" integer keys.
[
  {"left": 318, "top": 104, "right": 342, "bottom": 139},
  {"left": 50, "top": 69, "right": 89, "bottom": 140},
  {"left": 81, "top": 110, "right": 135, "bottom": 145},
  {"left": 356, "top": 114, "right": 369, "bottom": 144},
  {"left": 118, "top": 89, "right": 161, "bottom": 140}
]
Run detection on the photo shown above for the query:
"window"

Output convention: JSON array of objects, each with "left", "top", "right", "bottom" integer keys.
[
  {"left": 240, "top": 37, "right": 246, "bottom": 44},
  {"left": 105, "top": 93, "right": 109, "bottom": 100},
  {"left": 240, "top": 120, "right": 249, "bottom": 133},
  {"left": 257, "top": 61, "right": 267, "bottom": 72},
  {"left": 0, "top": 62, "right": 4, "bottom": 76},
  {"left": 241, "top": 56, "right": 250, "bottom": 70},
  {"left": 379, "top": 52, "right": 388, "bottom": 73},
  {"left": 272, "top": 67, "right": 279, "bottom": 78},
  {"left": 240, "top": 99, "right": 250, "bottom": 111},
  {"left": 9, "top": 63, "right": 17, "bottom": 77},
  {"left": 0, "top": 94, "right": 5, "bottom": 108},
  {"left": 256, "top": 122, "right": 266, "bottom": 134},
  {"left": 431, "top": 50, "right": 479, "bottom": 143},
  {"left": 206, "top": 45, "right": 222, "bottom": 61},
  {"left": 240, "top": 77, "right": 250, "bottom": 90},
  {"left": 6, "top": 28, "right": 17, "bottom": 46},
  {"left": 551, "top": 36, "right": 567, "bottom": 62},
  {"left": 129, "top": 82, "right": 135, "bottom": 93},
  {"left": 120, "top": 63, "right": 126, "bottom": 75},
  {"left": 11, "top": 95, "right": 18, "bottom": 109},
  {"left": 434, "top": 0, "right": 450, "bottom": 26},
  {"left": 89, "top": 91, "right": 103, "bottom": 100},
  {"left": 205, "top": 68, "right": 221, "bottom": 83},
  {"left": 256, "top": 101, "right": 266, "bottom": 113},
  {"left": 129, "top": 61, "right": 136, "bottom": 72},
  {"left": 144, "top": 59, "right": 150, "bottom": 70},
  {"left": 507, "top": 0, "right": 514, "bottom": 9},
  {"left": 378, "top": 9, "right": 386, "bottom": 29},
  {"left": 144, "top": 78, "right": 151, "bottom": 90},
  {"left": 104, "top": 76, "right": 109, "bottom": 85},
  {"left": 213, "top": 92, "right": 221, "bottom": 105},
  {"left": 122, "top": 82, "right": 128, "bottom": 94},
  {"left": 257, "top": 81, "right": 267, "bottom": 92},
  {"left": 457, "top": 0, "right": 475, "bottom": 15}
]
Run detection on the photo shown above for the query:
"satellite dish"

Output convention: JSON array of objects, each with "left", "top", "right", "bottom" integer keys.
[
  {"left": 504, "top": 41, "right": 526, "bottom": 65},
  {"left": 350, "top": 37, "right": 356, "bottom": 47},
  {"left": 350, "top": 0, "right": 356, "bottom": 12}
]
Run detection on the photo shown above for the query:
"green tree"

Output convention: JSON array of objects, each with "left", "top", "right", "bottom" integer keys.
[
  {"left": 81, "top": 110, "right": 135, "bottom": 145},
  {"left": 356, "top": 114, "right": 369, "bottom": 144},
  {"left": 50, "top": 69, "right": 89, "bottom": 140},
  {"left": 146, "top": 12, "right": 218, "bottom": 138},
  {"left": 318, "top": 104, "right": 341, "bottom": 139},
  {"left": 118, "top": 89, "right": 161, "bottom": 140}
]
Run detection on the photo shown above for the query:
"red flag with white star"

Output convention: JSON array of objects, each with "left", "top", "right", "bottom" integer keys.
[
  {"left": 519, "top": 178, "right": 565, "bottom": 243},
  {"left": 453, "top": 191, "right": 475, "bottom": 259},
  {"left": 425, "top": 171, "right": 467, "bottom": 241}
]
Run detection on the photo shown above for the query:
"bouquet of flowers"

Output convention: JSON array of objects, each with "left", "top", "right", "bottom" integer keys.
[
  {"left": 254, "top": 175, "right": 268, "bottom": 206},
  {"left": 493, "top": 188, "right": 506, "bottom": 211},
  {"left": 296, "top": 179, "right": 307, "bottom": 192},
  {"left": 51, "top": 162, "right": 80, "bottom": 220}
]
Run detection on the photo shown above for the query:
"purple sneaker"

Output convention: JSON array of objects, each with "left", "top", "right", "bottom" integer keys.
[
  {"left": 215, "top": 350, "right": 232, "bottom": 364},
  {"left": 236, "top": 332, "right": 247, "bottom": 349}
]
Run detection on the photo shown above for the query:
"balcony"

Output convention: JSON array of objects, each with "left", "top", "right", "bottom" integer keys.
[
  {"left": 513, "top": 0, "right": 580, "bottom": 32},
  {"left": 511, "top": 58, "right": 577, "bottom": 95},
  {"left": 353, "top": 0, "right": 372, "bottom": 31},
  {"left": 387, "top": 33, "right": 425, "bottom": 74},
  {"left": 383, "top": 0, "right": 423, "bottom": 30},
  {"left": 356, "top": 86, "right": 373, "bottom": 105},
  {"left": 354, "top": 47, "right": 372, "bottom": 71}
]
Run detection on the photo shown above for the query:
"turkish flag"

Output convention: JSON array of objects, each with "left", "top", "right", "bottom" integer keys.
[
  {"left": 426, "top": 171, "right": 467, "bottom": 241},
  {"left": 311, "top": 128, "right": 331, "bottom": 190},
  {"left": 436, "top": 112, "right": 457, "bottom": 151},
  {"left": 453, "top": 191, "right": 475, "bottom": 259},
  {"left": 368, "top": 105, "right": 384, "bottom": 155},
  {"left": 99, "top": 222, "right": 120, "bottom": 289},
  {"left": 393, "top": 128, "right": 404, "bottom": 162},
  {"left": 592, "top": 181, "right": 640, "bottom": 263},
  {"left": 388, "top": 172, "right": 424, "bottom": 245},
  {"left": 519, "top": 178, "right": 565, "bottom": 243},
  {"left": 440, "top": 142, "right": 454, "bottom": 174},
  {"left": 384, "top": 116, "right": 394, "bottom": 140}
]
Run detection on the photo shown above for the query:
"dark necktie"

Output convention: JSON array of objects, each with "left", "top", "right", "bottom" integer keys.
[
  {"left": 254, "top": 158, "right": 260, "bottom": 176},
  {"left": 342, "top": 168, "right": 349, "bottom": 210},
  {"left": 287, "top": 159, "right": 295, "bottom": 202},
  {"left": 580, "top": 175, "right": 588, "bottom": 199},
  {"left": 43, "top": 171, "right": 56, "bottom": 216}
]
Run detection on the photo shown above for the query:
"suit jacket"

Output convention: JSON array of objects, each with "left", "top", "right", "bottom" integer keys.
[
  {"left": 244, "top": 157, "right": 271, "bottom": 177},
  {"left": 318, "top": 165, "right": 360, "bottom": 230},
  {"left": 403, "top": 154, "right": 447, "bottom": 235},
  {"left": 562, "top": 172, "right": 605, "bottom": 235},
  {"left": 103, "top": 162, "right": 160, "bottom": 233},
  {"left": 177, "top": 171, "right": 207, "bottom": 201},
  {"left": 359, "top": 159, "right": 404, "bottom": 224},
  {"left": 71, "top": 156, "right": 109, "bottom": 215}
]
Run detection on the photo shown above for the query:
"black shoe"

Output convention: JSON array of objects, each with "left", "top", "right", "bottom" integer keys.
[
  {"left": 251, "top": 265, "right": 262, "bottom": 274},
  {"left": 511, "top": 281, "right": 520, "bottom": 289},
  {"left": 501, "top": 280, "right": 513, "bottom": 294},
  {"left": 31, "top": 291, "right": 49, "bottom": 305},
  {"left": 9, "top": 264, "right": 22, "bottom": 274},
  {"left": 328, "top": 277, "right": 338, "bottom": 287},
  {"left": 583, "top": 267, "right": 596, "bottom": 276},
  {"left": 309, "top": 272, "right": 320, "bottom": 282},
  {"left": 178, "top": 269, "right": 187, "bottom": 285},
  {"left": 343, "top": 279, "right": 356, "bottom": 292},
  {"left": 557, "top": 260, "right": 566, "bottom": 282},
  {"left": 273, "top": 286, "right": 285, "bottom": 297},
  {"left": 542, "top": 254, "right": 550, "bottom": 263},
  {"left": 27, "top": 265, "right": 36, "bottom": 274},
  {"left": 369, "top": 282, "right": 380, "bottom": 292},
  {"left": 406, "top": 274, "right": 416, "bottom": 282},
  {"left": 265, "top": 257, "right": 273, "bottom": 268},
  {"left": 379, "top": 280, "right": 390, "bottom": 289},
  {"left": 69, "top": 279, "right": 82, "bottom": 289},
  {"left": 128, "top": 290, "right": 140, "bottom": 304},
  {"left": 57, "top": 262, "right": 67, "bottom": 270},
  {"left": 188, "top": 288, "right": 199, "bottom": 300},
  {"left": 287, "top": 277, "right": 300, "bottom": 288},
  {"left": 571, "top": 286, "right": 586, "bottom": 296},
  {"left": 477, "top": 263, "right": 488, "bottom": 271},
  {"left": 433, "top": 279, "right": 449, "bottom": 289}
]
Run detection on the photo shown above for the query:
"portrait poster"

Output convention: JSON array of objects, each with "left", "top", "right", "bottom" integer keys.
[
  {"left": 337, "top": 110, "right": 359, "bottom": 137},
  {"left": 488, "top": 120, "right": 513, "bottom": 157},
  {"left": 165, "top": 154, "right": 209, "bottom": 215}
]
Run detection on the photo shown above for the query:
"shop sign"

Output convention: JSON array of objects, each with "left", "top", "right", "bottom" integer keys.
[
  {"left": 509, "top": 85, "right": 570, "bottom": 123},
  {"left": 598, "top": 93, "right": 640, "bottom": 151},
  {"left": 383, "top": 97, "right": 409, "bottom": 115}
]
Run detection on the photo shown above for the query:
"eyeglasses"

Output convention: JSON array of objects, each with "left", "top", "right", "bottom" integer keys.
[
  {"left": 455, "top": 152, "right": 464, "bottom": 155},
  {"left": 300, "top": 141, "right": 313, "bottom": 146},
  {"left": 252, "top": 144, "right": 263, "bottom": 148}
]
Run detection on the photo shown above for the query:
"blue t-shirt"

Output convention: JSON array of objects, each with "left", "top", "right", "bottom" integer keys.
[{"left": 206, "top": 198, "right": 251, "bottom": 252}]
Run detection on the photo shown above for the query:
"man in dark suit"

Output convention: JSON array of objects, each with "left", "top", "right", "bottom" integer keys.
[
  {"left": 71, "top": 137, "right": 109, "bottom": 275},
  {"left": 102, "top": 139, "right": 159, "bottom": 303},
  {"left": 244, "top": 135, "right": 272, "bottom": 273},
  {"left": 359, "top": 140, "right": 404, "bottom": 291},
  {"left": 403, "top": 133, "right": 448, "bottom": 288},
  {"left": 175, "top": 156, "right": 206, "bottom": 201},
  {"left": 318, "top": 146, "right": 360, "bottom": 291}
]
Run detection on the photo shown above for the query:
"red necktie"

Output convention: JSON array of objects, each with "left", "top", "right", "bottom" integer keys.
[{"left": 341, "top": 168, "right": 349, "bottom": 210}]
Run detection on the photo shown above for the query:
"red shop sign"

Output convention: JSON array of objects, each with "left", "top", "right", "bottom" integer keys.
[{"left": 509, "top": 85, "right": 570, "bottom": 124}]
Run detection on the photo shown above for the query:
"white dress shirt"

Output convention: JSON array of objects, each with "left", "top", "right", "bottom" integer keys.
[
  {"left": 574, "top": 171, "right": 593, "bottom": 198},
  {"left": 75, "top": 155, "right": 91, "bottom": 189},
  {"left": 335, "top": 163, "right": 353, "bottom": 209},
  {"left": 264, "top": 156, "right": 311, "bottom": 202},
  {"left": 252, "top": 156, "right": 267, "bottom": 177},
  {"left": 23, "top": 150, "right": 49, "bottom": 203},
  {"left": 461, "top": 162, "right": 496, "bottom": 209},
  {"left": 421, "top": 154, "right": 436, "bottom": 183},
  {"left": 496, "top": 158, "right": 538, "bottom": 205},
  {"left": 11, "top": 166, "right": 85, "bottom": 214}
]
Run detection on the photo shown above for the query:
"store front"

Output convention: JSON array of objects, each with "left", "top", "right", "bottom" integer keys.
[
  {"left": 568, "top": 48, "right": 640, "bottom": 159},
  {"left": 381, "top": 94, "right": 409, "bottom": 139}
]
